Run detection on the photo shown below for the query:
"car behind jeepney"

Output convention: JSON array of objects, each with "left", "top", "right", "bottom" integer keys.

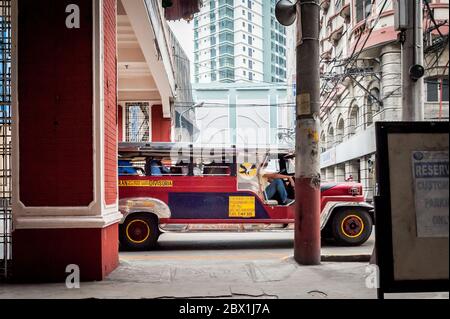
[{"left": 118, "top": 142, "right": 374, "bottom": 250}]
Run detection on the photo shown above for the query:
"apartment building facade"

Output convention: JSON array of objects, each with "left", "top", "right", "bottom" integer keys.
[
  {"left": 193, "top": 0, "right": 288, "bottom": 83},
  {"left": 315, "top": 0, "right": 449, "bottom": 203}
]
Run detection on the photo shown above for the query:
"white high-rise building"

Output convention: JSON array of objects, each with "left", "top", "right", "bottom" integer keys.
[{"left": 193, "top": 0, "right": 288, "bottom": 83}]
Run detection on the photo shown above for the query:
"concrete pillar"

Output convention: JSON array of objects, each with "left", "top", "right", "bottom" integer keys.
[
  {"left": 320, "top": 168, "right": 326, "bottom": 180},
  {"left": 11, "top": 0, "right": 122, "bottom": 282},
  {"left": 334, "top": 164, "right": 345, "bottom": 182},
  {"left": 345, "top": 160, "right": 360, "bottom": 181},
  {"left": 380, "top": 44, "right": 402, "bottom": 121},
  {"left": 359, "top": 156, "right": 374, "bottom": 202},
  {"left": 326, "top": 166, "right": 335, "bottom": 182}
]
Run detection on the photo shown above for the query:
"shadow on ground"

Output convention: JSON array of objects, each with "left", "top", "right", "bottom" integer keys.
[{"left": 120, "top": 234, "right": 342, "bottom": 252}]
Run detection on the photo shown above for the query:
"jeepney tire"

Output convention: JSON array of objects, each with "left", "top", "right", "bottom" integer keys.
[
  {"left": 331, "top": 208, "right": 372, "bottom": 246},
  {"left": 119, "top": 213, "right": 160, "bottom": 251}
]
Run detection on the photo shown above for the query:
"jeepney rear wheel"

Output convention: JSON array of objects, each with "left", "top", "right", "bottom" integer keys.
[
  {"left": 331, "top": 209, "right": 372, "bottom": 246},
  {"left": 120, "top": 213, "right": 160, "bottom": 251}
]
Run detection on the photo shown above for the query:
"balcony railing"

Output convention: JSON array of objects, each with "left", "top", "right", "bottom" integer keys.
[
  {"left": 145, "top": 0, "right": 176, "bottom": 92},
  {"left": 327, "top": 9, "right": 346, "bottom": 45}
]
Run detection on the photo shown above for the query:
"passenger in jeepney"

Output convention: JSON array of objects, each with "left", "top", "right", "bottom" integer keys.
[
  {"left": 258, "top": 161, "right": 295, "bottom": 206},
  {"left": 145, "top": 157, "right": 170, "bottom": 176},
  {"left": 193, "top": 158, "right": 203, "bottom": 176}
]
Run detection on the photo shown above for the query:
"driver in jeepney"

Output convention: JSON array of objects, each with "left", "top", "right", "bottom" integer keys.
[{"left": 258, "top": 161, "right": 295, "bottom": 206}]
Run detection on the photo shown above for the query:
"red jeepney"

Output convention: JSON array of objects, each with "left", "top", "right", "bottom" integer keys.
[{"left": 118, "top": 142, "right": 374, "bottom": 250}]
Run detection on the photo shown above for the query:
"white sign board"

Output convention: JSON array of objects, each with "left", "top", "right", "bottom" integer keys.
[{"left": 412, "top": 151, "right": 449, "bottom": 238}]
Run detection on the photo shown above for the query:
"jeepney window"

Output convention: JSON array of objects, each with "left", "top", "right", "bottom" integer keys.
[
  {"left": 286, "top": 158, "right": 295, "bottom": 174},
  {"left": 146, "top": 158, "right": 189, "bottom": 176},
  {"left": 265, "top": 158, "right": 280, "bottom": 172},
  {"left": 118, "top": 159, "right": 145, "bottom": 176},
  {"left": 192, "top": 147, "right": 234, "bottom": 176},
  {"left": 202, "top": 161, "right": 232, "bottom": 176},
  {"left": 118, "top": 156, "right": 190, "bottom": 176}
]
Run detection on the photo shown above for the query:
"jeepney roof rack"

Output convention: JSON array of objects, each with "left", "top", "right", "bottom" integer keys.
[{"left": 118, "top": 142, "right": 294, "bottom": 157}]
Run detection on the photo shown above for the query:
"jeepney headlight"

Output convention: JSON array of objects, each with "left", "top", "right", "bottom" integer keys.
[{"left": 350, "top": 187, "right": 360, "bottom": 196}]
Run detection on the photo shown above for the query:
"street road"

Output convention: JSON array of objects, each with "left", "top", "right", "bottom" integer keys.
[
  {"left": 0, "top": 225, "right": 374, "bottom": 263},
  {"left": 119, "top": 229, "right": 375, "bottom": 262}
]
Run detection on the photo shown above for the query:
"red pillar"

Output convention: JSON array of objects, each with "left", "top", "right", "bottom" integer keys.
[
  {"left": 294, "top": 178, "right": 321, "bottom": 264},
  {"left": 11, "top": 0, "right": 122, "bottom": 282},
  {"left": 151, "top": 105, "right": 172, "bottom": 142}
]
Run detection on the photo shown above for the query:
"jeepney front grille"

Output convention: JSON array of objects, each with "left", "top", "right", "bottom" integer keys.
[{"left": 0, "top": 0, "right": 12, "bottom": 281}]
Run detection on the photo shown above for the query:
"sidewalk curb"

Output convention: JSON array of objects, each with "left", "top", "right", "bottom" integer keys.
[
  {"left": 321, "top": 254, "right": 371, "bottom": 262},
  {"left": 284, "top": 254, "right": 371, "bottom": 263}
]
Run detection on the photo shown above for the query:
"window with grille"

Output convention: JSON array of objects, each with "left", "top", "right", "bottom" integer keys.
[{"left": 125, "top": 102, "right": 151, "bottom": 142}]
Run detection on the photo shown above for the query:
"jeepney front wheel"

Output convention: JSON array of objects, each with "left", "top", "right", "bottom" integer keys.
[
  {"left": 120, "top": 213, "right": 160, "bottom": 251},
  {"left": 331, "top": 209, "right": 372, "bottom": 246}
]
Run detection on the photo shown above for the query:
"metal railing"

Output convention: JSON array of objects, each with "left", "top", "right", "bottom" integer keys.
[{"left": 0, "top": 0, "right": 11, "bottom": 281}]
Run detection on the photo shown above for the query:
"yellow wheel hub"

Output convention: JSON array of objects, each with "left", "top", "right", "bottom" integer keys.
[
  {"left": 340, "top": 214, "right": 364, "bottom": 238},
  {"left": 126, "top": 219, "right": 150, "bottom": 244}
]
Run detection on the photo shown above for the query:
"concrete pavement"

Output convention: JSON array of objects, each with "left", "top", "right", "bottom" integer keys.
[
  {"left": 0, "top": 231, "right": 447, "bottom": 299},
  {"left": 1, "top": 260, "right": 376, "bottom": 299}
]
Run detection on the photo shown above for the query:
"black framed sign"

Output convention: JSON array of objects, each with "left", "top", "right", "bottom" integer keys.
[{"left": 374, "top": 122, "right": 449, "bottom": 298}]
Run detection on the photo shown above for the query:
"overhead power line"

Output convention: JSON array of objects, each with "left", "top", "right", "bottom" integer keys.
[{"left": 320, "top": 0, "right": 389, "bottom": 109}]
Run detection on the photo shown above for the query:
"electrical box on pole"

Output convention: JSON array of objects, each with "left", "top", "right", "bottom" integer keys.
[{"left": 394, "top": 0, "right": 410, "bottom": 31}]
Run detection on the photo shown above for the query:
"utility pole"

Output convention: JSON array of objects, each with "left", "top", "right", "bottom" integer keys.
[
  {"left": 294, "top": 0, "right": 321, "bottom": 265},
  {"left": 276, "top": 0, "right": 321, "bottom": 265},
  {"left": 398, "top": 0, "right": 425, "bottom": 121}
]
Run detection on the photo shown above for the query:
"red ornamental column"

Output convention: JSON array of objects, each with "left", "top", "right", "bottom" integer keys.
[{"left": 11, "top": 0, "right": 122, "bottom": 282}]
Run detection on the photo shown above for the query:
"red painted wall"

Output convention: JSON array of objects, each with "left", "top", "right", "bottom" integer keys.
[
  {"left": 101, "top": 222, "right": 119, "bottom": 277},
  {"left": 18, "top": 0, "right": 93, "bottom": 206},
  {"left": 151, "top": 105, "right": 172, "bottom": 142},
  {"left": 12, "top": 224, "right": 118, "bottom": 282},
  {"left": 103, "top": 0, "right": 118, "bottom": 205}
]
